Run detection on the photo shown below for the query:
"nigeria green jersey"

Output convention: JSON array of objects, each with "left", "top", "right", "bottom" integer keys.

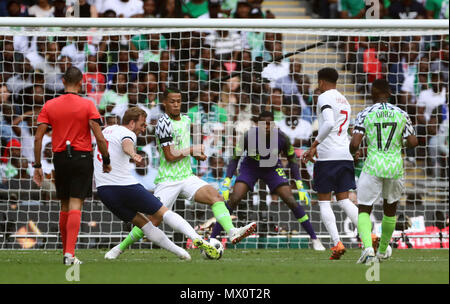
[
  {"left": 354, "top": 103, "right": 415, "bottom": 179},
  {"left": 154, "top": 113, "right": 194, "bottom": 183}
]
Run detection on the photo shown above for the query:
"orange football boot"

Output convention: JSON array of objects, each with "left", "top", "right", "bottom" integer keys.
[{"left": 330, "top": 241, "right": 346, "bottom": 260}]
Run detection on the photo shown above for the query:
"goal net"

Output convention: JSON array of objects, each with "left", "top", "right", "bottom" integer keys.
[{"left": 0, "top": 18, "right": 448, "bottom": 250}]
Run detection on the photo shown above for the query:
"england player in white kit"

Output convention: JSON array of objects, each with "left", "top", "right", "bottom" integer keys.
[
  {"left": 302, "top": 68, "right": 359, "bottom": 260},
  {"left": 94, "top": 107, "right": 221, "bottom": 260}
]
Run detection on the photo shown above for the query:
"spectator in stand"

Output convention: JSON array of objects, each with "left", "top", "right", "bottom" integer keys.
[
  {"left": 276, "top": 95, "right": 312, "bottom": 149},
  {"left": 60, "top": 36, "right": 97, "bottom": 72},
  {"left": 205, "top": 29, "right": 243, "bottom": 62},
  {"left": 232, "top": 0, "right": 251, "bottom": 18},
  {"left": 0, "top": 138, "right": 22, "bottom": 181},
  {"left": 201, "top": 154, "right": 230, "bottom": 191},
  {"left": 182, "top": 0, "right": 209, "bottom": 18},
  {"left": 100, "top": 0, "right": 144, "bottom": 18},
  {"left": 35, "top": 41, "right": 66, "bottom": 95},
  {"left": 28, "top": 0, "right": 54, "bottom": 17},
  {"left": 1, "top": 89, "right": 18, "bottom": 147},
  {"left": 53, "top": 0, "right": 68, "bottom": 17},
  {"left": 219, "top": 75, "right": 240, "bottom": 112},
  {"left": 6, "top": 55, "right": 34, "bottom": 104},
  {"left": 241, "top": 7, "right": 265, "bottom": 61},
  {"left": 0, "top": 38, "right": 16, "bottom": 84},
  {"left": 400, "top": 50, "right": 428, "bottom": 115},
  {"left": 76, "top": 0, "right": 99, "bottom": 18},
  {"left": 389, "top": 0, "right": 427, "bottom": 18},
  {"left": 134, "top": 0, "right": 159, "bottom": 17},
  {"left": 105, "top": 114, "right": 121, "bottom": 127},
  {"left": 388, "top": 40, "right": 420, "bottom": 105},
  {"left": 262, "top": 41, "right": 290, "bottom": 86},
  {"left": 188, "top": 88, "right": 228, "bottom": 133},
  {"left": 431, "top": 40, "right": 449, "bottom": 84},
  {"left": 11, "top": 106, "right": 39, "bottom": 163},
  {"left": 234, "top": 91, "right": 257, "bottom": 134},
  {"left": 417, "top": 71, "right": 447, "bottom": 133},
  {"left": 131, "top": 150, "right": 158, "bottom": 191},
  {"left": 99, "top": 72, "right": 130, "bottom": 116},
  {"left": 427, "top": 100, "right": 448, "bottom": 178},
  {"left": 264, "top": 87, "right": 284, "bottom": 122},
  {"left": 273, "top": 58, "right": 313, "bottom": 123},
  {"left": 136, "top": 65, "right": 160, "bottom": 107},
  {"left": 83, "top": 55, "right": 106, "bottom": 106},
  {"left": 338, "top": 0, "right": 366, "bottom": 18},
  {"left": 159, "top": 0, "right": 184, "bottom": 17},
  {"left": 106, "top": 45, "right": 139, "bottom": 87},
  {"left": 425, "top": 0, "right": 446, "bottom": 18},
  {"left": 3, "top": 0, "right": 29, "bottom": 17}
]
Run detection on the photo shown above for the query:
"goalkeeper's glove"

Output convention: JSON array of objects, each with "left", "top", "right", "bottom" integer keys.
[
  {"left": 296, "top": 180, "right": 310, "bottom": 206},
  {"left": 221, "top": 177, "right": 232, "bottom": 201}
]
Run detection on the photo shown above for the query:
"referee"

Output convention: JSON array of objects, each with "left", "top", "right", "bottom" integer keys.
[{"left": 33, "top": 67, "right": 111, "bottom": 265}]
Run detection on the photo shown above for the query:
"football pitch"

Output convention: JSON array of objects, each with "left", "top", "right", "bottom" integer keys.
[{"left": 0, "top": 249, "right": 448, "bottom": 284}]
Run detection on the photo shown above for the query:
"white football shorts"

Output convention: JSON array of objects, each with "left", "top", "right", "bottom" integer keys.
[
  {"left": 153, "top": 175, "right": 209, "bottom": 210},
  {"left": 357, "top": 171, "right": 404, "bottom": 206}
]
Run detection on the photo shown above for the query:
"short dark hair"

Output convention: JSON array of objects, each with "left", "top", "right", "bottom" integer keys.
[
  {"left": 63, "top": 66, "right": 83, "bottom": 85},
  {"left": 163, "top": 86, "right": 181, "bottom": 100},
  {"left": 258, "top": 111, "right": 274, "bottom": 121},
  {"left": 371, "top": 79, "right": 391, "bottom": 100},
  {"left": 318, "top": 67, "right": 339, "bottom": 83}
]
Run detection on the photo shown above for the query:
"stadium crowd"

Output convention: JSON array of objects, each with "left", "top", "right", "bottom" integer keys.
[{"left": 0, "top": 0, "right": 448, "bottom": 207}]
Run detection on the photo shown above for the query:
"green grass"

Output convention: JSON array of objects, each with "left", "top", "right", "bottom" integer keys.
[{"left": 0, "top": 249, "right": 448, "bottom": 284}]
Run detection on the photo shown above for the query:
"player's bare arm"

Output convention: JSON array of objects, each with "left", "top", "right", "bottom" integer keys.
[
  {"left": 32, "top": 123, "right": 49, "bottom": 187},
  {"left": 89, "top": 119, "right": 111, "bottom": 173}
]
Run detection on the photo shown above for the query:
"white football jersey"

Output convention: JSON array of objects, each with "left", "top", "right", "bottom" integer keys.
[
  {"left": 316, "top": 89, "right": 353, "bottom": 161},
  {"left": 94, "top": 125, "right": 139, "bottom": 187}
]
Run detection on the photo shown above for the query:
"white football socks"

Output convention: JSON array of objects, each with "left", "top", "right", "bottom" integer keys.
[
  {"left": 162, "top": 210, "right": 202, "bottom": 241},
  {"left": 319, "top": 201, "right": 340, "bottom": 246},
  {"left": 337, "top": 198, "right": 359, "bottom": 227},
  {"left": 141, "top": 221, "right": 187, "bottom": 258}
]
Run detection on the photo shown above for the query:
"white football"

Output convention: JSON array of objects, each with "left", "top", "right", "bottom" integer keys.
[{"left": 201, "top": 238, "right": 224, "bottom": 260}]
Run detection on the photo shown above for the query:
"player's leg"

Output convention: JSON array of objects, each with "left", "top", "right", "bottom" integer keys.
[
  {"left": 376, "top": 177, "right": 403, "bottom": 261},
  {"left": 335, "top": 191, "right": 359, "bottom": 227},
  {"left": 64, "top": 197, "right": 84, "bottom": 264},
  {"left": 131, "top": 212, "right": 191, "bottom": 261},
  {"left": 111, "top": 181, "right": 181, "bottom": 254},
  {"left": 59, "top": 199, "right": 69, "bottom": 256},
  {"left": 210, "top": 181, "right": 250, "bottom": 239},
  {"left": 356, "top": 172, "right": 382, "bottom": 264},
  {"left": 62, "top": 153, "right": 94, "bottom": 265},
  {"left": 335, "top": 161, "right": 359, "bottom": 228},
  {"left": 274, "top": 184, "right": 325, "bottom": 251},
  {"left": 192, "top": 180, "right": 257, "bottom": 244},
  {"left": 99, "top": 185, "right": 191, "bottom": 260}
]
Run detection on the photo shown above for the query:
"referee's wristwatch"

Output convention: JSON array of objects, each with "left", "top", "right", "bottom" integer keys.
[{"left": 33, "top": 163, "right": 42, "bottom": 169}]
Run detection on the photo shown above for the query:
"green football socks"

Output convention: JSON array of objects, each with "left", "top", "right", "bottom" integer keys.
[
  {"left": 211, "top": 201, "right": 234, "bottom": 233},
  {"left": 379, "top": 215, "right": 396, "bottom": 254},
  {"left": 358, "top": 212, "right": 373, "bottom": 249},
  {"left": 119, "top": 226, "right": 144, "bottom": 251}
]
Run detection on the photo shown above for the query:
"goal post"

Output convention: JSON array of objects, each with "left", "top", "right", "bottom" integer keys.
[{"left": 0, "top": 18, "right": 448, "bottom": 250}]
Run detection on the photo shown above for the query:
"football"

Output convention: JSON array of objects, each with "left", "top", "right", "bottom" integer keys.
[{"left": 201, "top": 238, "right": 224, "bottom": 260}]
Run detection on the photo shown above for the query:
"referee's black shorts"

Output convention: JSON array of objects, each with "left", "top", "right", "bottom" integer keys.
[{"left": 53, "top": 151, "right": 93, "bottom": 200}]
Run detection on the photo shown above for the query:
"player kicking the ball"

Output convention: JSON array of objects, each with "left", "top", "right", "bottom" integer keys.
[
  {"left": 210, "top": 111, "right": 325, "bottom": 251},
  {"left": 95, "top": 107, "right": 221, "bottom": 260},
  {"left": 105, "top": 88, "right": 256, "bottom": 259},
  {"left": 350, "top": 79, "right": 417, "bottom": 264},
  {"left": 302, "top": 68, "right": 360, "bottom": 260}
]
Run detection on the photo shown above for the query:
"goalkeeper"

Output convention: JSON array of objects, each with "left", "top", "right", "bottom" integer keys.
[{"left": 210, "top": 111, "right": 325, "bottom": 251}]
